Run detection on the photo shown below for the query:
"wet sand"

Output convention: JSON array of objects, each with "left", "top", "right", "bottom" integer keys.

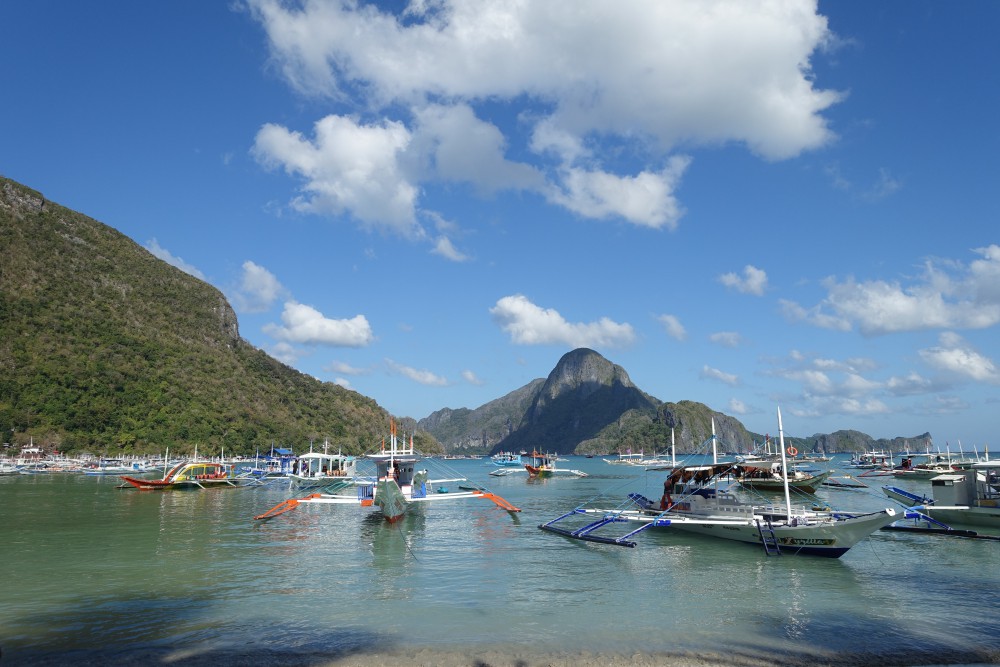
[
  {"left": 322, "top": 647, "right": 1000, "bottom": 667},
  {"left": 6, "top": 645, "right": 999, "bottom": 666}
]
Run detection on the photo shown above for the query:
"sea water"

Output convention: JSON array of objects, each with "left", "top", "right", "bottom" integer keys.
[{"left": 2, "top": 455, "right": 998, "bottom": 665}]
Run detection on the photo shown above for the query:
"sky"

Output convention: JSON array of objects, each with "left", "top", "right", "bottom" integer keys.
[{"left": 2, "top": 1, "right": 999, "bottom": 448}]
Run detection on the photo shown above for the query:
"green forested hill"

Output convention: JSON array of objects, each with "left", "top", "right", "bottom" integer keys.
[{"left": 0, "top": 177, "right": 432, "bottom": 456}]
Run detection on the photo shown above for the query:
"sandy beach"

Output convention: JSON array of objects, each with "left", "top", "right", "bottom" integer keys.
[{"left": 5, "top": 643, "right": 1000, "bottom": 666}]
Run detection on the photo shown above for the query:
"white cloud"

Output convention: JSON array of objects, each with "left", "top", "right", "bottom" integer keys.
[
  {"left": 779, "top": 298, "right": 851, "bottom": 331},
  {"left": 324, "top": 360, "right": 368, "bottom": 376},
  {"left": 919, "top": 395, "right": 969, "bottom": 415},
  {"left": 253, "top": 115, "right": 422, "bottom": 236},
  {"left": 700, "top": 365, "right": 739, "bottom": 386},
  {"left": 886, "top": 372, "right": 935, "bottom": 396},
  {"left": 710, "top": 331, "right": 742, "bottom": 347},
  {"left": 657, "top": 314, "right": 687, "bottom": 341},
  {"left": 822, "top": 397, "right": 889, "bottom": 416},
  {"left": 728, "top": 398, "right": 750, "bottom": 415},
  {"left": 919, "top": 332, "right": 1000, "bottom": 384},
  {"left": 269, "top": 341, "right": 299, "bottom": 365},
  {"left": 547, "top": 158, "right": 690, "bottom": 230},
  {"left": 462, "top": 370, "right": 485, "bottom": 385},
  {"left": 247, "top": 0, "right": 839, "bottom": 230},
  {"left": 786, "top": 246, "right": 1000, "bottom": 335},
  {"left": 490, "top": 294, "right": 636, "bottom": 348},
  {"left": 431, "top": 236, "right": 470, "bottom": 262},
  {"left": 770, "top": 351, "right": 886, "bottom": 402},
  {"left": 145, "top": 239, "right": 206, "bottom": 280},
  {"left": 231, "top": 260, "right": 284, "bottom": 313},
  {"left": 264, "top": 301, "right": 375, "bottom": 347},
  {"left": 411, "top": 103, "right": 543, "bottom": 193},
  {"left": 862, "top": 167, "right": 902, "bottom": 201},
  {"left": 386, "top": 359, "right": 448, "bottom": 386},
  {"left": 719, "top": 265, "right": 768, "bottom": 296}
]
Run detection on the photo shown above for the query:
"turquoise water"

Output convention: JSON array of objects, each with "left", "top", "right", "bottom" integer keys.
[{"left": 2, "top": 455, "right": 999, "bottom": 665}]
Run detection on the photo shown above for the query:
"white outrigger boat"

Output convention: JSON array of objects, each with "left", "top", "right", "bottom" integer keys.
[
  {"left": 539, "top": 409, "right": 897, "bottom": 558},
  {"left": 882, "top": 463, "right": 1000, "bottom": 529},
  {"left": 287, "top": 444, "right": 358, "bottom": 490},
  {"left": 255, "top": 420, "right": 520, "bottom": 523}
]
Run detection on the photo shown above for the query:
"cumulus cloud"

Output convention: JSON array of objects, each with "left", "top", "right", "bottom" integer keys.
[
  {"left": 700, "top": 365, "right": 739, "bottom": 386},
  {"left": 462, "top": 369, "right": 485, "bottom": 385},
  {"left": 784, "top": 245, "right": 1000, "bottom": 335},
  {"left": 247, "top": 0, "right": 839, "bottom": 231},
  {"left": 145, "top": 239, "right": 206, "bottom": 280},
  {"left": 253, "top": 115, "right": 421, "bottom": 236},
  {"left": 386, "top": 359, "right": 448, "bottom": 386},
  {"left": 886, "top": 372, "right": 936, "bottom": 396},
  {"left": 710, "top": 331, "right": 742, "bottom": 347},
  {"left": 728, "top": 398, "right": 751, "bottom": 415},
  {"left": 231, "top": 260, "right": 285, "bottom": 313},
  {"left": 719, "top": 265, "right": 768, "bottom": 295},
  {"left": 324, "top": 360, "right": 368, "bottom": 376},
  {"left": 431, "top": 236, "right": 470, "bottom": 262},
  {"left": 547, "top": 158, "right": 690, "bottom": 229},
  {"left": 411, "top": 103, "right": 544, "bottom": 193},
  {"left": 269, "top": 341, "right": 299, "bottom": 365},
  {"left": 264, "top": 301, "right": 375, "bottom": 347},
  {"left": 490, "top": 295, "right": 636, "bottom": 348},
  {"left": 766, "top": 350, "right": 894, "bottom": 417},
  {"left": 657, "top": 314, "right": 687, "bottom": 341},
  {"left": 919, "top": 332, "right": 1000, "bottom": 384}
]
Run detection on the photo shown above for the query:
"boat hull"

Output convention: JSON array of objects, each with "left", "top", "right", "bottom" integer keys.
[
  {"left": 120, "top": 475, "right": 249, "bottom": 490},
  {"left": 654, "top": 510, "right": 897, "bottom": 557}
]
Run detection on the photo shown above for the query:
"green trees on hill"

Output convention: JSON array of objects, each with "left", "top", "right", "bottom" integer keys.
[{"left": 0, "top": 177, "right": 409, "bottom": 456}]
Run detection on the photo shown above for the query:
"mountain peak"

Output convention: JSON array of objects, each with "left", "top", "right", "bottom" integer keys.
[{"left": 528, "top": 348, "right": 636, "bottom": 420}]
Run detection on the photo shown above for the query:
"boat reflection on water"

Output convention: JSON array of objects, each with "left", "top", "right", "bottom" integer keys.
[{"left": 361, "top": 511, "right": 426, "bottom": 601}]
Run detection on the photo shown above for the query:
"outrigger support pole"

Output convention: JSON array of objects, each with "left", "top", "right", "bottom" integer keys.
[
  {"left": 472, "top": 490, "right": 521, "bottom": 512},
  {"left": 253, "top": 494, "right": 322, "bottom": 521}
]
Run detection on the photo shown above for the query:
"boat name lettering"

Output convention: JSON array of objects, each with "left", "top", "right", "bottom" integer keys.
[{"left": 778, "top": 537, "right": 836, "bottom": 546}]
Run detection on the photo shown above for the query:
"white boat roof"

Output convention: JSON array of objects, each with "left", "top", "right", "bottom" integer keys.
[
  {"left": 297, "top": 452, "right": 352, "bottom": 460},
  {"left": 929, "top": 473, "right": 966, "bottom": 482}
]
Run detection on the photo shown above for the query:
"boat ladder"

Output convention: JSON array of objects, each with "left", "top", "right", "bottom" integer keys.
[{"left": 756, "top": 519, "right": 781, "bottom": 556}]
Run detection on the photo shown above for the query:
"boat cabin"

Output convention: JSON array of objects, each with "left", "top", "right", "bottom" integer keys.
[{"left": 931, "top": 467, "right": 1000, "bottom": 507}]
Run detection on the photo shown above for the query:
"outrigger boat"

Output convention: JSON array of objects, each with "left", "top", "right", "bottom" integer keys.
[
  {"left": 882, "top": 463, "right": 1000, "bottom": 529},
  {"left": 287, "top": 447, "right": 358, "bottom": 490},
  {"left": 490, "top": 451, "right": 523, "bottom": 467},
  {"left": 255, "top": 420, "right": 520, "bottom": 523},
  {"left": 538, "top": 410, "right": 897, "bottom": 557},
  {"left": 734, "top": 461, "right": 833, "bottom": 494},
  {"left": 524, "top": 451, "right": 587, "bottom": 478},
  {"left": 120, "top": 461, "right": 258, "bottom": 490}
]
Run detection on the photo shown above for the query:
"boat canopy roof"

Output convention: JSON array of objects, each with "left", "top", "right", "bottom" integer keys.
[
  {"left": 298, "top": 452, "right": 352, "bottom": 461},
  {"left": 664, "top": 463, "right": 735, "bottom": 485}
]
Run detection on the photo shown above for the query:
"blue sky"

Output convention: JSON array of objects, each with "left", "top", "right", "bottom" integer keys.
[{"left": 3, "top": 1, "right": 998, "bottom": 447}]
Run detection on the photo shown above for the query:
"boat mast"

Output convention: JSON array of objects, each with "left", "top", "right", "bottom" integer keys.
[
  {"left": 671, "top": 428, "right": 676, "bottom": 468},
  {"left": 711, "top": 418, "right": 719, "bottom": 498},
  {"left": 711, "top": 418, "right": 717, "bottom": 465},
  {"left": 777, "top": 407, "right": 793, "bottom": 522}
]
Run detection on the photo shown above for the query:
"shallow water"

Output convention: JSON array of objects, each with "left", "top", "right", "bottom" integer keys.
[{"left": 2, "top": 455, "right": 998, "bottom": 665}]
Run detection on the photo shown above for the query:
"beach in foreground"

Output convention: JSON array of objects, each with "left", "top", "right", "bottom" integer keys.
[{"left": 8, "top": 646, "right": 1000, "bottom": 666}]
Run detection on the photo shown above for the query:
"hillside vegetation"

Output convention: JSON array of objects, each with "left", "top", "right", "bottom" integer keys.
[{"left": 0, "top": 177, "right": 436, "bottom": 456}]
